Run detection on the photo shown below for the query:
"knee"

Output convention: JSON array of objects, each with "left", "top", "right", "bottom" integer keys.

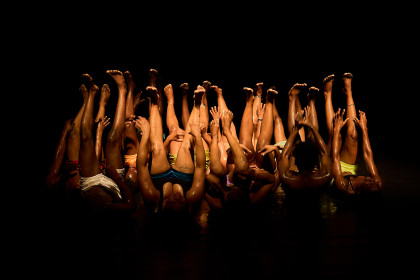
[
  {"left": 80, "top": 124, "right": 92, "bottom": 143},
  {"left": 107, "top": 129, "right": 119, "bottom": 145}
]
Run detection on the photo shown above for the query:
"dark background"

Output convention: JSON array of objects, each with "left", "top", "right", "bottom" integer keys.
[{"left": 13, "top": 5, "right": 420, "bottom": 279}]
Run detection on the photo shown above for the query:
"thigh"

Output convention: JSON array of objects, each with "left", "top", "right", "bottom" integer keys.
[
  {"left": 173, "top": 135, "right": 195, "bottom": 174},
  {"left": 150, "top": 142, "right": 171, "bottom": 175}
]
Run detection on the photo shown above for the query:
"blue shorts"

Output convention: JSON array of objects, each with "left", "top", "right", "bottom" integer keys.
[{"left": 150, "top": 168, "right": 194, "bottom": 183}]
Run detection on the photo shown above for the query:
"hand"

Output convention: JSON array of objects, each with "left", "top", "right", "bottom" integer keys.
[
  {"left": 333, "top": 108, "right": 348, "bottom": 132},
  {"left": 258, "top": 144, "right": 278, "bottom": 156},
  {"left": 97, "top": 116, "right": 111, "bottom": 133},
  {"left": 200, "top": 123, "right": 208, "bottom": 136},
  {"left": 256, "top": 103, "right": 265, "bottom": 120},
  {"left": 209, "top": 119, "right": 220, "bottom": 136},
  {"left": 134, "top": 116, "right": 150, "bottom": 135},
  {"left": 294, "top": 109, "right": 305, "bottom": 129},
  {"left": 210, "top": 106, "right": 221, "bottom": 121},
  {"left": 353, "top": 110, "right": 367, "bottom": 131},
  {"left": 239, "top": 144, "right": 253, "bottom": 157}
]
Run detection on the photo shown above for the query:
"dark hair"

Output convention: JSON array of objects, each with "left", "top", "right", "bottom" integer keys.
[{"left": 293, "top": 141, "right": 319, "bottom": 171}]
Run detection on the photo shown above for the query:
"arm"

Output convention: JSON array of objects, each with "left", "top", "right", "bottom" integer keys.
[
  {"left": 135, "top": 116, "right": 160, "bottom": 212},
  {"left": 187, "top": 121, "right": 206, "bottom": 211},
  {"left": 354, "top": 111, "right": 383, "bottom": 190},
  {"left": 331, "top": 109, "right": 353, "bottom": 194},
  {"left": 209, "top": 119, "right": 227, "bottom": 176},
  {"left": 46, "top": 119, "right": 73, "bottom": 189}
]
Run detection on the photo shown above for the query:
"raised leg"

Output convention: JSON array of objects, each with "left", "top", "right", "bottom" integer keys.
[
  {"left": 287, "top": 83, "right": 307, "bottom": 141},
  {"left": 323, "top": 74, "right": 335, "bottom": 154},
  {"left": 79, "top": 76, "right": 101, "bottom": 177},
  {"left": 255, "top": 88, "right": 277, "bottom": 166},
  {"left": 180, "top": 82, "right": 190, "bottom": 129},
  {"left": 67, "top": 82, "right": 88, "bottom": 162},
  {"left": 104, "top": 70, "right": 127, "bottom": 170},
  {"left": 340, "top": 73, "right": 358, "bottom": 165},
  {"left": 238, "top": 87, "right": 255, "bottom": 152},
  {"left": 148, "top": 86, "right": 171, "bottom": 175},
  {"left": 273, "top": 96, "right": 287, "bottom": 144}
]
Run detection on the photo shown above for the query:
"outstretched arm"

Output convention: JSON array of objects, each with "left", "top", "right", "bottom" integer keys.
[
  {"left": 354, "top": 111, "right": 383, "bottom": 191},
  {"left": 135, "top": 116, "right": 160, "bottom": 212},
  {"left": 46, "top": 119, "right": 73, "bottom": 189},
  {"left": 187, "top": 118, "right": 206, "bottom": 211},
  {"left": 331, "top": 109, "right": 353, "bottom": 194}
]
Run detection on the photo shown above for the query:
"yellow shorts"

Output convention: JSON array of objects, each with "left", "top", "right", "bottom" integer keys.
[{"left": 340, "top": 161, "right": 358, "bottom": 176}]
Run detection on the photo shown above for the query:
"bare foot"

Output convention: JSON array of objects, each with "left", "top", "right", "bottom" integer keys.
[
  {"left": 180, "top": 83, "right": 189, "bottom": 95},
  {"left": 79, "top": 84, "right": 88, "bottom": 104},
  {"left": 146, "top": 86, "right": 159, "bottom": 104},
  {"left": 323, "top": 74, "right": 335, "bottom": 98},
  {"left": 149, "top": 69, "right": 158, "bottom": 87},
  {"left": 194, "top": 85, "right": 205, "bottom": 106},
  {"left": 221, "top": 110, "right": 234, "bottom": 134},
  {"left": 342, "top": 73, "right": 353, "bottom": 95},
  {"left": 202, "top": 80, "right": 211, "bottom": 92},
  {"left": 164, "top": 84, "right": 174, "bottom": 104},
  {"left": 82, "top": 73, "right": 93, "bottom": 88},
  {"left": 243, "top": 87, "right": 254, "bottom": 101},
  {"left": 307, "top": 86, "right": 319, "bottom": 102},
  {"left": 106, "top": 70, "right": 126, "bottom": 89},
  {"left": 288, "top": 83, "right": 307, "bottom": 97},
  {"left": 99, "top": 84, "right": 111, "bottom": 106},
  {"left": 124, "top": 71, "right": 135, "bottom": 93},
  {"left": 266, "top": 88, "right": 278, "bottom": 103},
  {"left": 255, "top": 82, "right": 263, "bottom": 97},
  {"left": 210, "top": 85, "right": 223, "bottom": 97}
]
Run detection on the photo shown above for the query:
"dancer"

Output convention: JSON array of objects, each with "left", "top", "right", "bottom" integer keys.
[
  {"left": 135, "top": 86, "right": 206, "bottom": 217},
  {"left": 331, "top": 109, "right": 383, "bottom": 195},
  {"left": 78, "top": 71, "right": 134, "bottom": 213},
  {"left": 275, "top": 106, "right": 332, "bottom": 192}
]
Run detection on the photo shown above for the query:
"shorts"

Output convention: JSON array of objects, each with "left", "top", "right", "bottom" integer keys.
[
  {"left": 151, "top": 168, "right": 194, "bottom": 182},
  {"left": 80, "top": 173, "right": 122, "bottom": 200}
]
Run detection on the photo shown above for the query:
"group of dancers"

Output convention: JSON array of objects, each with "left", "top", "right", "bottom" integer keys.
[{"left": 46, "top": 69, "right": 383, "bottom": 226}]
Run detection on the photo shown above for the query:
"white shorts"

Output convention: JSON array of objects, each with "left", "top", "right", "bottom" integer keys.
[{"left": 80, "top": 173, "right": 122, "bottom": 201}]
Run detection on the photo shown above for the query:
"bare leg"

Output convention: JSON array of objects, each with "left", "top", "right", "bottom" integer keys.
[
  {"left": 239, "top": 87, "right": 255, "bottom": 152},
  {"left": 287, "top": 83, "right": 307, "bottom": 141},
  {"left": 306, "top": 86, "right": 320, "bottom": 141},
  {"left": 164, "top": 84, "right": 180, "bottom": 133},
  {"left": 273, "top": 96, "right": 287, "bottom": 143},
  {"left": 105, "top": 70, "right": 127, "bottom": 170},
  {"left": 67, "top": 83, "right": 88, "bottom": 162},
  {"left": 323, "top": 74, "right": 335, "bottom": 154},
  {"left": 340, "top": 73, "right": 358, "bottom": 165},
  {"left": 201, "top": 81, "right": 211, "bottom": 129},
  {"left": 79, "top": 77, "right": 101, "bottom": 177},
  {"left": 253, "top": 82, "right": 263, "bottom": 124},
  {"left": 148, "top": 86, "right": 171, "bottom": 175},
  {"left": 124, "top": 71, "right": 139, "bottom": 155},
  {"left": 180, "top": 83, "right": 190, "bottom": 129},
  {"left": 173, "top": 87, "right": 204, "bottom": 174},
  {"left": 255, "top": 88, "right": 277, "bottom": 166},
  {"left": 95, "top": 84, "right": 110, "bottom": 123},
  {"left": 212, "top": 85, "right": 238, "bottom": 142}
]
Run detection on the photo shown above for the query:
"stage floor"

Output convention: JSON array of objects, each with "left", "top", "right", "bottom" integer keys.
[{"left": 23, "top": 155, "right": 420, "bottom": 279}]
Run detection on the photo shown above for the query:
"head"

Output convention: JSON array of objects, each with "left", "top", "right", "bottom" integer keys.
[
  {"left": 293, "top": 141, "right": 319, "bottom": 172},
  {"left": 223, "top": 186, "right": 249, "bottom": 212},
  {"left": 162, "top": 191, "right": 189, "bottom": 214}
]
